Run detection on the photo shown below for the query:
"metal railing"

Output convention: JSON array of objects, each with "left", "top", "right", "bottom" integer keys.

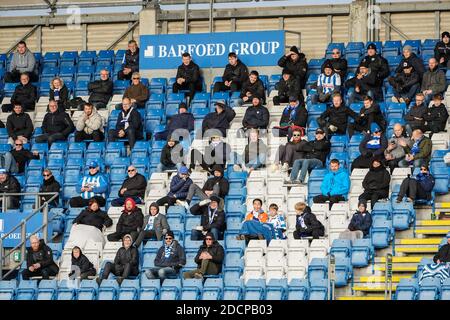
[
  {"left": 0, "top": 192, "right": 59, "bottom": 280},
  {"left": 284, "top": 30, "right": 302, "bottom": 52}
]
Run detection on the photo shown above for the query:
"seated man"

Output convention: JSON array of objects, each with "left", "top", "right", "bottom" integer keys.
[
  {"left": 423, "top": 93, "right": 449, "bottom": 135},
  {"left": 273, "top": 96, "right": 308, "bottom": 138},
  {"left": 395, "top": 45, "right": 425, "bottom": 80},
  {"left": 22, "top": 235, "right": 59, "bottom": 280},
  {"left": 108, "top": 97, "right": 143, "bottom": 149},
  {"left": 156, "top": 166, "right": 192, "bottom": 208},
  {"left": 189, "top": 195, "right": 226, "bottom": 241},
  {"left": 399, "top": 129, "right": 432, "bottom": 169},
  {"left": 69, "top": 161, "right": 108, "bottom": 208},
  {"left": 189, "top": 135, "right": 231, "bottom": 173},
  {"left": 313, "top": 159, "right": 350, "bottom": 209},
  {"left": 213, "top": 52, "right": 248, "bottom": 93},
  {"left": 339, "top": 201, "right": 372, "bottom": 241},
  {"left": 153, "top": 103, "right": 194, "bottom": 141},
  {"left": 241, "top": 96, "right": 270, "bottom": 136},
  {"left": 4, "top": 41, "right": 37, "bottom": 83},
  {"left": 383, "top": 123, "right": 410, "bottom": 173},
  {"left": 388, "top": 61, "right": 420, "bottom": 105},
  {"left": 107, "top": 197, "right": 144, "bottom": 243},
  {"left": 2, "top": 73, "right": 37, "bottom": 112},
  {"left": 293, "top": 202, "right": 325, "bottom": 240},
  {"left": 311, "top": 62, "right": 341, "bottom": 104},
  {"left": 122, "top": 72, "right": 149, "bottom": 109},
  {"left": 278, "top": 45, "right": 308, "bottom": 91},
  {"left": 322, "top": 48, "right": 348, "bottom": 81},
  {"left": 1, "top": 139, "right": 39, "bottom": 174},
  {"left": 39, "top": 169, "right": 61, "bottom": 207},
  {"left": 6, "top": 103, "right": 33, "bottom": 145},
  {"left": 35, "top": 100, "right": 75, "bottom": 145},
  {"left": 421, "top": 58, "right": 446, "bottom": 105},
  {"left": 272, "top": 69, "right": 301, "bottom": 105},
  {"left": 347, "top": 95, "right": 386, "bottom": 138},
  {"left": 236, "top": 70, "right": 266, "bottom": 107},
  {"left": 183, "top": 232, "right": 225, "bottom": 280},
  {"left": 88, "top": 69, "right": 113, "bottom": 109},
  {"left": 359, "top": 43, "right": 389, "bottom": 95},
  {"left": 202, "top": 101, "right": 236, "bottom": 138},
  {"left": 396, "top": 165, "right": 435, "bottom": 203},
  {"left": 351, "top": 124, "right": 388, "bottom": 171},
  {"left": 358, "top": 159, "right": 391, "bottom": 209},
  {"left": 404, "top": 93, "right": 427, "bottom": 136},
  {"left": 118, "top": 40, "right": 139, "bottom": 81},
  {"left": 233, "top": 129, "right": 268, "bottom": 174},
  {"left": 111, "top": 165, "right": 147, "bottom": 207},
  {"left": 75, "top": 103, "right": 105, "bottom": 142},
  {"left": 345, "top": 60, "right": 382, "bottom": 104},
  {"left": 157, "top": 138, "right": 183, "bottom": 172},
  {"left": 273, "top": 128, "right": 307, "bottom": 173},
  {"left": 317, "top": 93, "right": 357, "bottom": 136},
  {"left": 173, "top": 52, "right": 202, "bottom": 104},
  {"left": 145, "top": 231, "right": 186, "bottom": 282},
  {"left": 237, "top": 198, "right": 273, "bottom": 242},
  {"left": 0, "top": 168, "right": 21, "bottom": 210},
  {"left": 435, "top": 31, "right": 450, "bottom": 68},
  {"left": 134, "top": 203, "right": 170, "bottom": 247}
]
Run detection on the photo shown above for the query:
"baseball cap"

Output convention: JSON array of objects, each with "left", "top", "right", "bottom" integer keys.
[
  {"left": 367, "top": 43, "right": 377, "bottom": 51},
  {"left": 178, "top": 166, "right": 189, "bottom": 175},
  {"left": 88, "top": 160, "right": 98, "bottom": 168}
]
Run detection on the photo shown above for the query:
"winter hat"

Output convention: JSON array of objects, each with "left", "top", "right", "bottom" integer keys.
[
  {"left": 124, "top": 197, "right": 136, "bottom": 211},
  {"left": 205, "top": 232, "right": 216, "bottom": 241},
  {"left": 402, "top": 60, "right": 413, "bottom": 69},
  {"left": 165, "top": 230, "right": 175, "bottom": 239},
  {"left": 442, "top": 31, "right": 450, "bottom": 39},
  {"left": 215, "top": 101, "right": 226, "bottom": 109},
  {"left": 178, "top": 166, "right": 189, "bottom": 175},
  {"left": 290, "top": 46, "right": 300, "bottom": 55},
  {"left": 209, "top": 195, "right": 221, "bottom": 204},
  {"left": 178, "top": 102, "right": 188, "bottom": 110},
  {"left": 367, "top": 43, "right": 377, "bottom": 51},
  {"left": 403, "top": 45, "right": 413, "bottom": 53},
  {"left": 212, "top": 165, "right": 224, "bottom": 175},
  {"left": 282, "top": 69, "right": 292, "bottom": 75},
  {"left": 323, "top": 62, "right": 333, "bottom": 70},
  {"left": 289, "top": 96, "right": 298, "bottom": 102},
  {"left": 123, "top": 234, "right": 133, "bottom": 243},
  {"left": 371, "top": 123, "right": 381, "bottom": 133},
  {"left": 359, "top": 59, "right": 370, "bottom": 68},
  {"left": 0, "top": 168, "right": 7, "bottom": 175}
]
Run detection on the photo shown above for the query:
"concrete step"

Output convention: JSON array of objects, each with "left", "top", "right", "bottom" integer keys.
[
  {"left": 395, "top": 246, "right": 439, "bottom": 254},
  {"left": 356, "top": 275, "right": 410, "bottom": 283},
  {"left": 374, "top": 265, "right": 418, "bottom": 272},
  {"left": 395, "top": 238, "right": 442, "bottom": 245},
  {"left": 416, "top": 220, "right": 450, "bottom": 226},
  {"left": 375, "top": 256, "right": 422, "bottom": 263},
  {"left": 352, "top": 284, "right": 397, "bottom": 292},
  {"left": 337, "top": 296, "right": 387, "bottom": 300}
]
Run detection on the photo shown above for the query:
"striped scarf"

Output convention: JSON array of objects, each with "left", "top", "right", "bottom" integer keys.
[
  {"left": 164, "top": 243, "right": 174, "bottom": 259},
  {"left": 419, "top": 262, "right": 450, "bottom": 285}
]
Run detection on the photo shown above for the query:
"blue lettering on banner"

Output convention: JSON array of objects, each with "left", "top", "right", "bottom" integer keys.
[
  {"left": 140, "top": 30, "right": 285, "bottom": 69},
  {"left": 0, "top": 212, "right": 51, "bottom": 247}
]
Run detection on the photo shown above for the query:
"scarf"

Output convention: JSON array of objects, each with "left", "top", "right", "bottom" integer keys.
[
  {"left": 283, "top": 104, "right": 297, "bottom": 123},
  {"left": 252, "top": 210, "right": 263, "bottom": 221},
  {"left": 145, "top": 214, "right": 157, "bottom": 231},
  {"left": 297, "top": 214, "right": 307, "bottom": 229},
  {"left": 366, "top": 135, "right": 381, "bottom": 149},
  {"left": 411, "top": 137, "right": 422, "bottom": 156},
  {"left": 210, "top": 140, "right": 221, "bottom": 148},
  {"left": 120, "top": 107, "right": 134, "bottom": 130},
  {"left": 164, "top": 242, "right": 174, "bottom": 259},
  {"left": 208, "top": 206, "right": 217, "bottom": 225}
]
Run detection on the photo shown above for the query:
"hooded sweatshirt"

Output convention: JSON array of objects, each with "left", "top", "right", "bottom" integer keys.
[
  {"left": 114, "top": 235, "right": 139, "bottom": 267},
  {"left": 76, "top": 106, "right": 104, "bottom": 134},
  {"left": 320, "top": 168, "right": 350, "bottom": 198},
  {"left": 348, "top": 209, "right": 372, "bottom": 236},
  {"left": 10, "top": 48, "right": 36, "bottom": 74},
  {"left": 362, "top": 162, "right": 391, "bottom": 192},
  {"left": 295, "top": 206, "right": 325, "bottom": 234},
  {"left": 40, "top": 175, "right": 61, "bottom": 206},
  {"left": 116, "top": 198, "right": 144, "bottom": 235},
  {"left": 71, "top": 246, "right": 96, "bottom": 274},
  {"left": 202, "top": 166, "right": 229, "bottom": 198}
]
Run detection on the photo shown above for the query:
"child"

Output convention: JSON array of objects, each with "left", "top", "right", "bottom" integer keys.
[
  {"left": 267, "top": 203, "right": 287, "bottom": 240},
  {"left": 293, "top": 202, "right": 325, "bottom": 239}
]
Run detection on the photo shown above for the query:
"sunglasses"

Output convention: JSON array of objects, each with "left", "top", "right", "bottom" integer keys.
[
  {"left": 332, "top": 52, "right": 340, "bottom": 54},
  {"left": 132, "top": 77, "right": 140, "bottom": 80},
  {"left": 89, "top": 166, "right": 96, "bottom": 169},
  {"left": 165, "top": 237, "right": 173, "bottom": 240},
  {"left": 293, "top": 134, "right": 301, "bottom": 137},
  {"left": 43, "top": 174, "right": 51, "bottom": 177},
  {"left": 15, "top": 144, "right": 23, "bottom": 146},
  {"left": 316, "top": 132, "right": 324, "bottom": 134},
  {"left": 128, "top": 169, "right": 136, "bottom": 172},
  {"left": 205, "top": 238, "right": 213, "bottom": 240}
]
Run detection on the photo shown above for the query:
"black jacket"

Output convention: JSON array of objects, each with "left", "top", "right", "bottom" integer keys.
[
  {"left": 348, "top": 211, "right": 372, "bottom": 237},
  {"left": 114, "top": 246, "right": 139, "bottom": 267},
  {"left": 345, "top": 70, "right": 382, "bottom": 98},
  {"left": 319, "top": 105, "right": 357, "bottom": 133},
  {"left": 360, "top": 54, "right": 390, "bottom": 86},
  {"left": 11, "top": 149, "right": 39, "bottom": 173},
  {"left": 202, "top": 175, "right": 229, "bottom": 199},
  {"left": 388, "top": 71, "right": 420, "bottom": 93},
  {"left": 118, "top": 173, "right": 147, "bottom": 199},
  {"left": 154, "top": 240, "right": 186, "bottom": 269},
  {"left": 115, "top": 107, "right": 143, "bottom": 139},
  {"left": 276, "top": 77, "right": 301, "bottom": 101},
  {"left": 26, "top": 239, "right": 58, "bottom": 270},
  {"left": 435, "top": 41, "right": 450, "bottom": 65},
  {"left": 278, "top": 54, "right": 308, "bottom": 88},
  {"left": 362, "top": 164, "right": 390, "bottom": 192},
  {"left": 295, "top": 206, "right": 325, "bottom": 234},
  {"left": 176, "top": 61, "right": 201, "bottom": 86},
  {"left": 190, "top": 203, "right": 226, "bottom": 233},
  {"left": 222, "top": 59, "right": 248, "bottom": 85},
  {"left": 122, "top": 48, "right": 140, "bottom": 73},
  {"left": 166, "top": 112, "right": 195, "bottom": 136},
  {"left": 6, "top": 111, "right": 33, "bottom": 140},
  {"left": 322, "top": 57, "right": 348, "bottom": 80},
  {"left": 434, "top": 243, "right": 450, "bottom": 263},
  {"left": 395, "top": 53, "right": 425, "bottom": 79},
  {"left": 42, "top": 109, "right": 75, "bottom": 137},
  {"left": 160, "top": 142, "right": 183, "bottom": 167},
  {"left": 405, "top": 103, "right": 427, "bottom": 129},
  {"left": 203, "top": 141, "right": 231, "bottom": 167},
  {"left": 49, "top": 85, "right": 69, "bottom": 110},
  {"left": 73, "top": 209, "right": 113, "bottom": 231},
  {"left": 299, "top": 139, "right": 331, "bottom": 164},
  {"left": 194, "top": 240, "right": 225, "bottom": 274},
  {"left": 88, "top": 79, "right": 113, "bottom": 105},
  {"left": 11, "top": 82, "right": 37, "bottom": 111},
  {"left": 423, "top": 103, "right": 449, "bottom": 132},
  {"left": 355, "top": 103, "right": 386, "bottom": 132},
  {"left": 240, "top": 79, "right": 266, "bottom": 103},
  {"left": 242, "top": 104, "right": 270, "bottom": 129},
  {"left": 116, "top": 207, "right": 144, "bottom": 234},
  {"left": 359, "top": 133, "right": 388, "bottom": 158},
  {"left": 39, "top": 176, "right": 60, "bottom": 206},
  {"left": 279, "top": 103, "right": 308, "bottom": 128},
  {"left": 0, "top": 175, "right": 21, "bottom": 208},
  {"left": 71, "top": 248, "right": 95, "bottom": 274},
  {"left": 202, "top": 106, "right": 236, "bottom": 137},
  {"left": 244, "top": 139, "right": 267, "bottom": 164}
]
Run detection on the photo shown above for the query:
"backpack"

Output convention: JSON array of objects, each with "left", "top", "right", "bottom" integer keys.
[{"left": 67, "top": 97, "right": 86, "bottom": 110}]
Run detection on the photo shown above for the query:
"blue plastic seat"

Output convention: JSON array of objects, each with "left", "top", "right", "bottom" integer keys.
[
  {"left": 334, "top": 257, "right": 353, "bottom": 287},
  {"left": 57, "top": 280, "right": 76, "bottom": 300},
  {"left": 370, "top": 218, "right": 394, "bottom": 248},
  {"left": 392, "top": 202, "right": 415, "bottom": 230},
  {"left": 37, "top": 279, "right": 58, "bottom": 300},
  {"left": 308, "top": 258, "right": 328, "bottom": 282},
  {"left": 440, "top": 278, "right": 450, "bottom": 300},
  {"left": 351, "top": 239, "right": 374, "bottom": 267},
  {"left": 244, "top": 279, "right": 266, "bottom": 300},
  {"left": 222, "top": 278, "right": 243, "bottom": 300},
  {"left": 308, "top": 279, "right": 328, "bottom": 300},
  {"left": 418, "top": 278, "right": 441, "bottom": 300},
  {"left": 98, "top": 279, "right": 119, "bottom": 300},
  {"left": 139, "top": 277, "right": 160, "bottom": 300},
  {"left": 180, "top": 279, "right": 203, "bottom": 300},
  {"left": 266, "top": 278, "right": 288, "bottom": 300},
  {"left": 287, "top": 279, "right": 309, "bottom": 300},
  {"left": 0, "top": 280, "right": 16, "bottom": 300},
  {"left": 330, "top": 239, "right": 352, "bottom": 259},
  {"left": 16, "top": 280, "right": 37, "bottom": 300},
  {"left": 78, "top": 280, "right": 99, "bottom": 300},
  {"left": 160, "top": 279, "right": 181, "bottom": 300},
  {"left": 118, "top": 279, "right": 139, "bottom": 300},
  {"left": 395, "top": 278, "right": 418, "bottom": 300}
]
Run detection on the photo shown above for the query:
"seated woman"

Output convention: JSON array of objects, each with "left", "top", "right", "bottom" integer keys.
[
  {"left": 233, "top": 129, "right": 267, "bottom": 174},
  {"left": 107, "top": 197, "right": 144, "bottom": 243},
  {"left": 293, "top": 202, "right": 325, "bottom": 240},
  {"left": 267, "top": 203, "right": 287, "bottom": 240},
  {"left": 396, "top": 165, "right": 435, "bottom": 203},
  {"left": 97, "top": 234, "right": 139, "bottom": 285},
  {"left": 237, "top": 198, "right": 274, "bottom": 242},
  {"left": 134, "top": 202, "right": 170, "bottom": 247},
  {"left": 339, "top": 201, "right": 372, "bottom": 241},
  {"left": 68, "top": 246, "right": 97, "bottom": 280}
]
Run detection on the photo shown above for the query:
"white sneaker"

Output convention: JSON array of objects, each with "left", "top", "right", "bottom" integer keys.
[
  {"left": 281, "top": 163, "right": 289, "bottom": 173},
  {"left": 329, "top": 125, "right": 338, "bottom": 132},
  {"left": 233, "top": 164, "right": 242, "bottom": 172},
  {"left": 391, "top": 96, "right": 399, "bottom": 103},
  {"left": 176, "top": 200, "right": 189, "bottom": 211},
  {"left": 271, "top": 164, "right": 279, "bottom": 173},
  {"left": 199, "top": 199, "right": 211, "bottom": 206}
]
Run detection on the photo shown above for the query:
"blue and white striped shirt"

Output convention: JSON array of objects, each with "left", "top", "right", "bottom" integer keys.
[{"left": 317, "top": 73, "right": 341, "bottom": 94}]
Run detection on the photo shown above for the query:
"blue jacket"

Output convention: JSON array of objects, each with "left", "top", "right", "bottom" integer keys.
[
  {"left": 168, "top": 174, "right": 193, "bottom": 199},
  {"left": 416, "top": 173, "right": 435, "bottom": 193},
  {"left": 348, "top": 211, "right": 372, "bottom": 236},
  {"left": 320, "top": 168, "right": 350, "bottom": 198},
  {"left": 76, "top": 172, "right": 109, "bottom": 199}
]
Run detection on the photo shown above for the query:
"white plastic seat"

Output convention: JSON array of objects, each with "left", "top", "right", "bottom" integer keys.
[
  {"left": 243, "top": 267, "right": 264, "bottom": 282},
  {"left": 247, "top": 240, "right": 267, "bottom": 253},
  {"left": 287, "top": 266, "right": 307, "bottom": 282},
  {"left": 265, "top": 267, "right": 286, "bottom": 281},
  {"left": 266, "top": 250, "right": 286, "bottom": 267}
]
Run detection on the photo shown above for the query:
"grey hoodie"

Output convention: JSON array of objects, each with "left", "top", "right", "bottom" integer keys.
[{"left": 10, "top": 49, "right": 36, "bottom": 74}]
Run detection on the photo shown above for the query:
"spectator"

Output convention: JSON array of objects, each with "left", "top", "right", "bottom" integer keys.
[
  {"left": 278, "top": 45, "right": 308, "bottom": 90},
  {"left": 154, "top": 102, "right": 194, "bottom": 141},
  {"left": 145, "top": 230, "right": 186, "bottom": 282},
  {"left": 189, "top": 135, "right": 231, "bottom": 173},
  {"left": 73, "top": 198, "right": 113, "bottom": 231},
  {"left": 351, "top": 124, "right": 388, "bottom": 171},
  {"left": 118, "top": 40, "right": 140, "bottom": 80},
  {"left": 183, "top": 232, "right": 224, "bottom": 280},
  {"left": 173, "top": 52, "right": 202, "bottom": 105},
  {"left": 241, "top": 97, "right": 270, "bottom": 135},
  {"left": 98, "top": 234, "right": 139, "bottom": 285},
  {"left": 22, "top": 235, "right": 59, "bottom": 280},
  {"left": 69, "top": 246, "right": 96, "bottom": 280},
  {"left": 179, "top": 165, "right": 229, "bottom": 210},
  {"left": 237, "top": 198, "right": 272, "bottom": 241},
  {"left": 0, "top": 139, "right": 39, "bottom": 174},
  {"left": 399, "top": 129, "right": 432, "bottom": 169},
  {"left": 0, "top": 169, "right": 21, "bottom": 210},
  {"left": 345, "top": 60, "right": 382, "bottom": 103},
  {"left": 347, "top": 95, "right": 386, "bottom": 138},
  {"left": 404, "top": 93, "right": 428, "bottom": 136},
  {"left": 293, "top": 202, "right": 325, "bottom": 239},
  {"left": 273, "top": 96, "right": 308, "bottom": 138},
  {"left": 6, "top": 103, "right": 33, "bottom": 144},
  {"left": 134, "top": 202, "right": 170, "bottom": 246},
  {"left": 236, "top": 70, "right": 266, "bottom": 107},
  {"left": 122, "top": 72, "right": 149, "bottom": 109},
  {"left": 423, "top": 93, "right": 449, "bottom": 135},
  {"left": 107, "top": 197, "right": 144, "bottom": 243},
  {"left": 74, "top": 103, "right": 104, "bottom": 142},
  {"left": 49, "top": 77, "right": 69, "bottom": 110},
  {"left": 156, "top": 166, "right": 192, "bottom": 208},
  {"left": 213, "top": 52, "right": 248, "bottom": 93},
  {"left": 39, "top": 169, "right": 61, "bottom": 208},
  {"left": 313, "top": 159, "right": 350, "bottom": 209},
  {"left": 389, "top": 61, "right": 420, "bottom": 105},
  {"left": 421, "top": 58, "right": 446, "bottom": 105},
  {"left": 433, "top": 234, "right": 450, "bottom": 263},
  {"left": 69, "top": 160, "right": 108, "bottom": 208},
  {"left": 4, "top": 41, "right": 37, "bottom": 83},
  {"left": 435, "top": 31, "right": 450, "bottom": 68},
  {"left": 358, "top": 159, "right": 391, "bottom": 209},
  {"left": 233, "top": 129, "right": 267, "bottom": 173},
  {"left": 311, "top": 61, "right": 341, "bottom": 104},
  {"left": 288, "top": 128, "right": 331, "bottom": 185},
  {"left": 273, "top": 128, "right": 307, "bottom": 173},
  {"left": 2, "top": 73, "right": 37, "bottom": 112},
  {"left": 201, "top": 101, "right": 236, "bottom": 138},
  {"left": 267, "top": 203, "right": 287, "bottom": 240},
  {"left": 88, "top": 69, "right": 113, "bottom": 109},
  {"left": 35, "top": 100, "right": 75, "bottom": 145},
  {"left": 360, "top": 43, "right": 390, "bottom": 90},
  {"left": 157, "top": 138, "right": 183, "bottom": 173},
  {"left": 396, "top": 165, "right": 435, "bottom": 203},
  {"left": 339, "top": 201, "right": 372, "bottom": 240},
  {"left": 322, "top": 48, "right": 348, "bottom": 81},
  {"left": 111, "top": 165, "right": 147, "bottom": 207},
  {"left": 395, "top": 45, "right": 425, "bottom": 80},
  {"left": 108, "top": 97, "right": 143, "bottom": 149},
  {"left": 383, "top": 123, "right": 410, "bottom": 173},
  {"left": 272, "top": 69, "right": 302, "bottom": 105},
  {"left": 189, "top": 195, "right": 225, "bottom": 241},
  {"left": 318, "top": 93, "right": 357, "bottom": 136}
]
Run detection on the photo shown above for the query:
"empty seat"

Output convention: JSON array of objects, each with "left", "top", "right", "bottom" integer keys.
[
  {"left": 0, "top": 280, "right": 16, "bottom": 300},
  {"left": 160, "top": 279, "right": 181, "bottom": 300},
  {"left": 395, "top": 278, "right": 418, "bottom": 300},
  {"left": 287, "top": 278, "right": 309, "bottom": 300},
  {"left": 418, "top": 277, "right": 441, "bottom": 300},
  {"left": 118, "top": 279, "right": 140, "bottom": 300}
]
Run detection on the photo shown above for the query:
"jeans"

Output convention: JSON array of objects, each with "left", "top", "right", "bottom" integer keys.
[
  {"left": 393, "top": 83, "right": 420, "bottom": 102},
  {"left": 348, "top": 89, "right": 374, "bottom": 104},
  {"left": 234, "top": 152, "right": 266, "bottom": 170},
  {"left": 108, "top": 128, "right": 141, "bottom": 149},
  {"left": 146, "top": 267, "right": 178, "bottom": 282},
  {"left": 110, "top": 196, "right": 143, "bottom": 207},
  {"left": 0, "top": 152, "right": 18, "bottom": 173},
  {"left": 74, "top": 130, "right": 104, "bottom": 142},
  {"left": 183, "top": 259, "right": 220, "bottom": 279},
  {"left": 290, "top": 158, "right": 323, "bottom": 182},
  {"left": 156, "top": 163, "right": 182, "bottom": 173},
  {"left": 190, "top": 227, "right": 221, "bottom": 241}
]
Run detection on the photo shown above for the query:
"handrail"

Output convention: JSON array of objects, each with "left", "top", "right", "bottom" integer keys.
[
  {"left": 5, "top": 25, "right": 40, "bottom": 55},
  {"left": 106, "top": 21, "right": 140, "bottom": 50},
  {"left": 284, "top": 30, "right": 302, "bottom": 51}
]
